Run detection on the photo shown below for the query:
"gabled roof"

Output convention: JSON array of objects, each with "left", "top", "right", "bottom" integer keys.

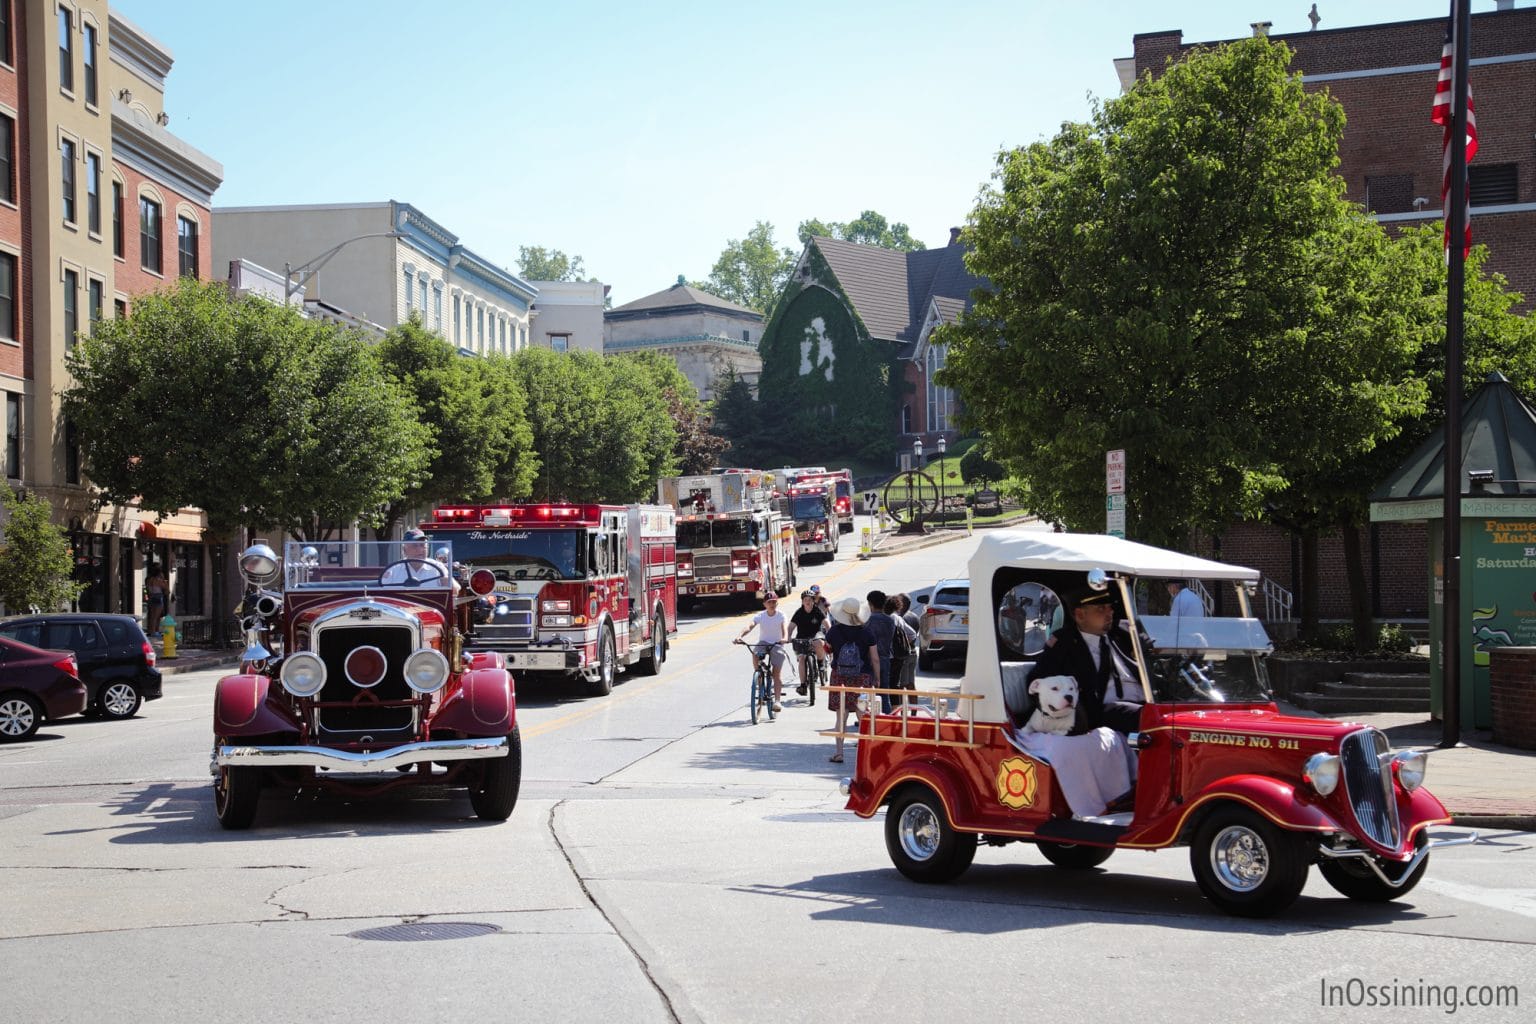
[
  {"left": 607, "top": 281, "right": 761, "bottom": 320},
  {"left": 1370, "top": 372, "right": 1536, "bottom": 500},
  {"left": 811, "top": 236, "right": 984, "bottom": 347}
]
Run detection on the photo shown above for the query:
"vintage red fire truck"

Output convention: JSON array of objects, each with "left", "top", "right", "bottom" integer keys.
[
  {"left": 421, "top": 503, "right": 677, "bottom": 697},
  {"left": 786, "top": 468, "right": 854, "bottom": 533},
  {"left": 658, "top": 471, "right": 798, "bottom": 604},
  {"left": 831, "top": 531, "right": 1476, "bottom": 918}
]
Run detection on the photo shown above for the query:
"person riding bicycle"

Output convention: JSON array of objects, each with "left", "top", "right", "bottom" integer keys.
[
  {"left": 790, "top": 589, "right": 828, "bottom": 698},
  {"left": 736, "top": 592, "right": 790, "bottom": 712}
]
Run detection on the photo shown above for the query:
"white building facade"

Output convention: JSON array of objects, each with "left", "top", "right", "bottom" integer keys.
[
  {"left": 527, "top": 279, "right": 606, "bottom": 352},
  {"left": 212, "top": 201, "right": 536, "bottom": 354},
  {"left": 603, "top": 280, "right": 762, "bottom": 400}
]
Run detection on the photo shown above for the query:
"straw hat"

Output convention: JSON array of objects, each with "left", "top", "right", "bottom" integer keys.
[{"left": 831, "top": 597, "right": 866, "bottom": 627}]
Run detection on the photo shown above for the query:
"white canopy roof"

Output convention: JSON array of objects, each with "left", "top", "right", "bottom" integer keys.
[{"left": 968, "top": 531, "right": 1260, "bottom": 583}]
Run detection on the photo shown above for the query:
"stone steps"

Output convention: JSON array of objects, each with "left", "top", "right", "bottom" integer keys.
[
  {"left": 1292, "top": 692, "right": 1430, "bottom": 714},
  {"left": 1316, "top": 682, "right": 1428, "bottom": 700},
  {"left": 1291, "top": 667, "right": 1430, "bottom": 715},
  {"left": 1342, "top": 671, "right": 1431, "bottom": 689}
]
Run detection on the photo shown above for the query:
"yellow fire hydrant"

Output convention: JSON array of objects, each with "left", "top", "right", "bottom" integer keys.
[{"left": 161, "top": 614, "right": 178, "bottom": 659}]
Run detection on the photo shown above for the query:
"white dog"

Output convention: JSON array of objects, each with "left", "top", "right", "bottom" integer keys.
[{"left": 1024, "top": 675, "right": 1079, "bottom": 735}]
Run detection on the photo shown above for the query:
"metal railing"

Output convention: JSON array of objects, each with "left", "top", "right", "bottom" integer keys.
[
  {"left": 1189, "top": 578, "right": 1294, "bottom": 623},
  {"left": 819, "top": 685, "right": 984, "bottom": 749}
]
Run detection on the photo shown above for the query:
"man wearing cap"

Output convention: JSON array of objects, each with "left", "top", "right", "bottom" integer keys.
[
  {"left": 738, "top": 593, "right": 790, "bottom": 712},
  {"left": 381, "top": 528, "right": 456, "bottom": 590},
  {"left": 1026, "top": 585, "right": 1145, "bottom": 736}
]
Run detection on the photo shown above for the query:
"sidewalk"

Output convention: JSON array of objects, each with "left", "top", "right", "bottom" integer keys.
[
  {"left": 867, "top": 512, "right": 1041, "bottom": 558},
  {"left": 154, "top": 640, "right": 240, "bottom": 676},
  {"left": 1277, "top": 702, "right": 1536, "bottom": 830}
]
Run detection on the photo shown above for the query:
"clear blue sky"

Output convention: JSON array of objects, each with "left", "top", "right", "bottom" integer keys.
[{"left": 114, "top": 0, "right": 1472, "bottom": 306}]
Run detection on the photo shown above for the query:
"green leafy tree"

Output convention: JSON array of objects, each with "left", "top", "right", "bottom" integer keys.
[
  {"left": 0, "top": 488, "right": 84, "bottom": 612},
  {"left": 959, "top": 443, "right": 1007, "bottom": 486},
  {"left": 516, "top": 246, "right": 587, "bottom": 282},
  {"left": 701, "top": 221, "right": 796, "bottom": 313},
  {"left": 943, "top": 37, "right": 1402, "bottom": 549},
  {"left": 707, "top": 370, "right": 774, "bottom": 467},
  {"left": 374, "top": 316, "right": 537, "bottom": 537},
  {"left": 62, "top": 279, "right": 431, "bottom": 539},
  {"left": 797, "top": 210, "right": 926, "bottom": 252},
  {"left": 613, "top": 352, "right": 725, "bottom": 476}
]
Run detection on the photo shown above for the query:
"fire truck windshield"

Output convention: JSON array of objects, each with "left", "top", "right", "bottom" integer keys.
[
  {"left": 676, "top": 519, "right": 754, "bottom": 549},
  {"left": 427, "top": 528, "right": 584, "bottom": 580},
  {"left": 789, "top": 495, "right": 828, "bottom": 520}
]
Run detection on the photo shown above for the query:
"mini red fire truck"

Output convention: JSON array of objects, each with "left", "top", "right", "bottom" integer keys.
[
  {"left": 657, "top": 471, "right": 799, "bottom": 605},
  {"left": 786, "top": 468, "right": 854, "bottom": 533},
  {"left": 422, "top": 503, "right": 677, "bottom": 697}
]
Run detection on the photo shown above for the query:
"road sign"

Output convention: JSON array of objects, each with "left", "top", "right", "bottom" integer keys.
[
  {"left": 1106, "top": 494, "right": 1126, "bottom": 512},
  {"left": 1107, "top": 507, "right": 1126, "bottom": 538},
  {"left": 864, "top": 490, "right": 880, "bottom": 512},
  {"left": 1106, "top": 449, "right": 1126, "bottom": 496}
]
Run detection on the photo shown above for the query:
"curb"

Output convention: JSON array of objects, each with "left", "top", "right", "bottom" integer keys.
[
  {"left": 158, "top": 653, "right": 240, "bottom": 676},
  {"left": 1449, "top": 812, "right": 1536, "bottom": 831}
]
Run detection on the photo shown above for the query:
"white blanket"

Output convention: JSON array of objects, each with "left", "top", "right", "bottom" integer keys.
[{"left": 1018, "top": 727, "right": 1131, "bottom": 818}]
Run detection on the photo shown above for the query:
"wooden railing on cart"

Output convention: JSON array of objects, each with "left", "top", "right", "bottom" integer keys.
[{"left": 818, "top": 685, "right": 985, "bottom": 749}]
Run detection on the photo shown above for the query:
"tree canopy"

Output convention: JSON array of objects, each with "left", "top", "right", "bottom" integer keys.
[
  {"left": 798, "top": 210, "right": 925, "bottom": 252},
  {"left": 0, "top": 487, "right": 83, "bottom": 612},
  {"left": 695, "top": 221, "right": 796, "bottom": 313},
  {"left": 516, "top": 246, "right": 588, "bottom": 282},
  {"left": 943, "top": 37, "right": 1427, "bottom": 548},
  {"left": 62, "top": 279, "right": 431, "bottom": 538}
]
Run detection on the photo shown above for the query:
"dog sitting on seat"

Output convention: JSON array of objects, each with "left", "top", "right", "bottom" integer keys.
[{"left": 1023, "top": 675, "right": 1078, "bottom": 735}]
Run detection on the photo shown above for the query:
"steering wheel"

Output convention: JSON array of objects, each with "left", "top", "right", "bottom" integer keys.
[{"left": 377, "top": 558, "right": 448, "bottom": 587}]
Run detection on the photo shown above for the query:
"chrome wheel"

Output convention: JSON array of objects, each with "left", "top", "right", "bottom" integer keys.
[
  {"left": 898, "top": 801, "right": 942, "bottom": 862},
  {"left": 100, "top": 682, "right": 141, "bottom": 719},
  {"left": 1209, "top": 824, "right": 1271, "bottom": 892},
  {"left": 0, "top": 696, "right": 41, "bottom": 740},
  {"left": 1190, "top": 805, "right": 1308, "bottom": 917}
]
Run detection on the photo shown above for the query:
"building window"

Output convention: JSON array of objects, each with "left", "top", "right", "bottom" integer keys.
[
  {"left": 0, "top": 1, "right": 12, "bottom": 67},
  {"left": 0, "top": 113, "right": 13, "bottom": 203},
  {"left": 925, "top": 342, "right": 952, "bottom": 433},
  {"left": 86, "top": 152, "right": 101, "bottom": 233},
  {"left": 113, "top": 298, "right": 126, "bottom": 319},
  {"left": 138, "top": 196, "right": 161, "bottom": 273},
  {"left": 172, "top": 543, "right": 204, "bottom": 616},
  {"left": 901, "top": 404, "right": 912, "bottom": 434},
  {"left": 477, "top": 308, "right": 485, "bottom": 347},
  {"left": 433, "top": 285, "right": 442, "bottom": 330},
  {"left": 112, "top": 181, "right": 122, "bottom": 257},
  {"left": 1469, "top": 163, "right": 1517, "bottom": 207},
  {"left": 403, "top": 269, "right": 413, "bottom": 311},
  {"left": 453, "top": 296, "right": 460, "bottom": 341},
  {"left": 63, "top": 269, "right": 78, "bottom": 348},
  {"left": 5, "top": 392, "right": 18, "bottom": 479},
  {"left": 550, "top": 334, "right": 570, "bottom": 353},
  {"left": 82, "top": 21, "right": 97, "bottom": 105},
  {"left": 177, "top": 216, "right": 198, "bottom": 278},
  {"left": 88, "top": 278, "right": 102, "bottom": 332},
  {"left": 0, "top": 251, "right": 14, "bottom": 341},
  {"left": 61, "top": 139, "right": 76, "bottom": 223},
  {"left": 57, "top": 6, "right": 72, "bottom": 92},
  {"left": 65, "top": 418, "right": 79, "bottom": 484},
  {"left": 418, "top": 277, "right": 427, "bottom": 315}
]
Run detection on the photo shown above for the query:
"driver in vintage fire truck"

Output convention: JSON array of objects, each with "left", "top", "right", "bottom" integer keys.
[{"left": 380, "top": 528, "right": 460, "bottom": 593}]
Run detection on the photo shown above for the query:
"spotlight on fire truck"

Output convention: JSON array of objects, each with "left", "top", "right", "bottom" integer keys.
[
  {"left": 469, "top": 569, "right": 497, "bottom": 596},
  {"left": 239, "top": 544, "right": 281, "bottom": 586}
]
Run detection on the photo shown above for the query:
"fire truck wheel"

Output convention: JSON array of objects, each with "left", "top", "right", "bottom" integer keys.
[
  {"left": 586, "top": 626, "right": 617, "bottom": 696},
  {"left": 1190, "top": 805, "right": 1309, "bottom": 918},
  {"left": 885, "top": 786, "right": 977, "bottom": 883},
  {"left": 469, "top": 726, "right": 522, "bottom": 821},
  {"left": 1318, "top": 832, "right": 1428, "bottom": 902},
  {"left": 214, "top": 764, "right": 261, "bottom": 830},
  {"left": 1035, "top": 840, "right": 1115, "bottom": 870},
  {"left": 637, "top": 613, "right": 667, "bottom": 676}
]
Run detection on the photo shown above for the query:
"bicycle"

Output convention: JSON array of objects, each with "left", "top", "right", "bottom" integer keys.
[
  {"left": 734, "top": 639, "right": 789, "bottom": 724},
  {"left": 792, "top": 637, "right": 824, "bottom": 706}
]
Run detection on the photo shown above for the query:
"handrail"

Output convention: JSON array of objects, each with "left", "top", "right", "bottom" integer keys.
[
  {"left": 1262, "top": 578, "right": 1294, "bottom": 622},
  {"left": 819, "top": 685, "right": 985, "bottom": 749}
]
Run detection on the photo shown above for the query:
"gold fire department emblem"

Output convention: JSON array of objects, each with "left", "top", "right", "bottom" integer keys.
[{"left": 996, "top": 757, "right": 1038, "bottom": 810}]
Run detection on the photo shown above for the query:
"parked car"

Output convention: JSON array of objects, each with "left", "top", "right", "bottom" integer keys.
[
  {"left": 970, "top": 489, "right": 1003, "bottom": 516},
  {"left": 916, "top": 578, "right": 970, "bottom": 670},
  {"left": 0, "top": 614, "right": 162, "bottom": 719},
  {"left": 0, "top": 635, "right": 87, "bottom": 741}
]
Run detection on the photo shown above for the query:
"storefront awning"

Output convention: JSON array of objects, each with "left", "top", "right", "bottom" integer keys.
[{"left": 137, "top": 520, "right": 205, "bottom": 542}]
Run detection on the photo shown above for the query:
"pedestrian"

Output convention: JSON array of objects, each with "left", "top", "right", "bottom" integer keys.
[
  {"left": 790, "top": 589, "right": 827, "bottom": 699},
  {"left": 145, "top": 565, "right": 168, "bottom": 637},
  {"left": 736, "top": 592, "right": 789, "bottom": 712},
  {"left": 897, "top": 593, "right": 922, "bottom": 687},
  {"left": 825, "top": 597, "right": 878, "bottom": 763},
  {"left": 885, "top": 595, "right": 918, "bottom": 706},
  {"left": 865, "top": 589, "right": 896, "bottom": 713},
  {"left": 1166, "top": 579, "right": 1203, "bottom": 617}
]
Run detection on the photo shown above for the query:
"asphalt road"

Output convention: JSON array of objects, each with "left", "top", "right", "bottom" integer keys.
[{"left": 3, "top": 517, "right": 1532, "bottom": 1023}]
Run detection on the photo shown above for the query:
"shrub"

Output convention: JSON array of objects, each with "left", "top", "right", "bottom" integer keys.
[
  {"left": 1376, "top": 622, "right": 1415, "bottom": 654},
  {"left": 1316, "top": 624, "right": 1355, "bottom": 651}
]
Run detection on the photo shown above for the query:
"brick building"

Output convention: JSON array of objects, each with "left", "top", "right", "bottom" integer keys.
[
  {"left": 1, "top": 2, "right": 223, "bottom": 628},
  {"left": 1116, "top": 5, "right": 1536, "bottom": 623}
]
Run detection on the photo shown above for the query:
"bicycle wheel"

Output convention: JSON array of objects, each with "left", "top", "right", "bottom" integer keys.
[
  {"left": 750, "top": 668, "right": 763, "bottom": 724},
  {"left": 804, "top": 655, "right": 817, "bottom": 705}
]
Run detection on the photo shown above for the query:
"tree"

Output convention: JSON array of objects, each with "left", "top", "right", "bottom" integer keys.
[
  {"left": 516, "top": 246, "right": 587, "bottom": 282},
  {"left": 701, "top": 221, "right": 796, "bottom": 313},
  {"left": 62, "top": 279, "right": 431, "bottom": 539},
  {"left": 797, "top": 210, "right": 926, "bottom": 252},
  {"left": 0, "top": 488, "right": 84, "bottom": 612},
  {"left": 707, "top": 370, "right": 773, "bottom": 467},
  {"left": 374, "top": 316, "right": 537, "bottom": 538},
  {"left": 943, "top": 37, "right": 1404, "bottom": 549},
  {"left": 959, "top": 443, "right": 1007, "bottom": 486},
  {"left": 613, "top": 352, "right": 725, "bottom": 475}
]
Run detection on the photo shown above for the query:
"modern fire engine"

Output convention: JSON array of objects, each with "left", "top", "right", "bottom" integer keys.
[
  {"left": 421, "top": 503, "right": 677, "bottom": 697},
  {"left": 784, "top": 468, "right": 854, "bottom": 533},
  {"left": 780, "top": 483, "right": 839, "bottom": 562},
  {"left": 657, "top": 471, "right": 798, "bottom": 604}
]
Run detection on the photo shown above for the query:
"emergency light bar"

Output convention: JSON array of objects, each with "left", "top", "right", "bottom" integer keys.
[{"left": 430, "top": 504, "right": 606, "bottom": 525}]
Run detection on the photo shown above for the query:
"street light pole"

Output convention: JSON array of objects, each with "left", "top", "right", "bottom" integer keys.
[
  {"left": 283, "top": 229, "right": 408, "bottom": 307},
  {"left": 937, "top": 435, "right": 947, "bottom": 528},
  {"left": 913, "top": 439, "right": 924, "bottom": 529}
]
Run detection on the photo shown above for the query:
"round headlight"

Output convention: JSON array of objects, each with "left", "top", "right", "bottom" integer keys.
[
  {"left": 1392, "top": 751, "right": 1427, "bottom": 792},
  {"left": 403, "top": 648, "right": 450, "bottom": 694},
  {"left": 1303, "top": 752, "right": 1341, "bottom": 797},
  {"left": 280, "top": 651, "right": 327, "bottom": 697}
]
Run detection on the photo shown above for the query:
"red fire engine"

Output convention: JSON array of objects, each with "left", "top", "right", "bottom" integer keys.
[
  {"left": 422, "top": 503, "right": 677, "bottom": 697},
  {"left": 786, "top": 468, "right": 854, "bottom": 533},
  {"left": 657, "top": 471, "right": 798, "bottom": 604},
  {"left": 781, "top": 483, "right": 840, "bottom": 562}
]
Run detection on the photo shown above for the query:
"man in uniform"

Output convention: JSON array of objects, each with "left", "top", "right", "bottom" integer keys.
[{"left": 1025, "top": 585, "right": 1145, "bottom": 736}]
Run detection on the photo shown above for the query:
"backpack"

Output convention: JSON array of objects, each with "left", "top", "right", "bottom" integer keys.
[
  {"left": 893, "top": 621, "right": 915, "bottom": 658},
  {"left": 834, "top": 638, "right": 865, "bottom": 675}
]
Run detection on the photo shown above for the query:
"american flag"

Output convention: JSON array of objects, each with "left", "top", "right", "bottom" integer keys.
[{"left": 1431, "top": 5, "right": 1477, "bottom": 257}]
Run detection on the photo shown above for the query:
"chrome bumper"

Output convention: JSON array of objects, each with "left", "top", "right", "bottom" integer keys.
[
  {"left": 212, "top": 736, "right": 509, "bottom": 775},
  {"left": 1316, "top": 829, "right": 1481, "bottom": 887}
]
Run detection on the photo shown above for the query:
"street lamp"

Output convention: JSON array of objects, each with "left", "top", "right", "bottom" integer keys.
[
  {"left": 283, "top": 212, "right": 411, "bottom": 306},
  {"left": 937, "top": 435, "right": 947, "bottom": 526}
]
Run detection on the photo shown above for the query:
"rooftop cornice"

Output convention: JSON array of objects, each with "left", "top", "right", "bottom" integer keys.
[
  {"left": 111, "top": 100, "right": 224, "bottom": 203},
  {"left": 107, "top": 11, "right": 174, "bottom": 87}
]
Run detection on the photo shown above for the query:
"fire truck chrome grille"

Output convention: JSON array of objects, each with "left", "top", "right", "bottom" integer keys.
[
  {"left": 692, "top": 552, "right": 732, "bottom": 579},
  {"left": 1341, "top": 728, "right": 1399, "bottom": 848},
  {"left": 485, "top": 597, "right": 536, "bottom": 642},
  {"left": 316, "top": 626, "right": 416, "bottom": 736}
]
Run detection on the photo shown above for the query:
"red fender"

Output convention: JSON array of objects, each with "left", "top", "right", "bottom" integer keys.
[
  {"left": 432, "top": 668, "right": 515, "bottom": 736},
  {"left": 214, "top": 673, "right": 300, "bottom": 737},
  {"left": 849, "top": 757, "right": 975, "bottom": 824},
  {"left": 468, "top": 650, "right": 505, "bottom": 672},
  {"left": 1124, "top": 774, "right": 1344, "bottom": 848}
]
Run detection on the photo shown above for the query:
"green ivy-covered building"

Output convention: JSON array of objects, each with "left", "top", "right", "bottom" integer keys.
[{"left": 758, "top": 233, "right": 981, "bottom": 466}]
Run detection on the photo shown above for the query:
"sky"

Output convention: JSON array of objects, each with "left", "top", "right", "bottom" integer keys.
[{"left": 113, "top": 0, "right": 1473, "bottom": 307}]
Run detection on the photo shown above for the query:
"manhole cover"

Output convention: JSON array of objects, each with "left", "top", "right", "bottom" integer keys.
[{"left": 348, "top": 922, "right": 502, "bottom": 942}]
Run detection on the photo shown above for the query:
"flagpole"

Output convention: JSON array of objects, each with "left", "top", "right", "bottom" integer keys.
[{"left": 1441, "top": 0, "right": 1469, "bottom": 749}]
